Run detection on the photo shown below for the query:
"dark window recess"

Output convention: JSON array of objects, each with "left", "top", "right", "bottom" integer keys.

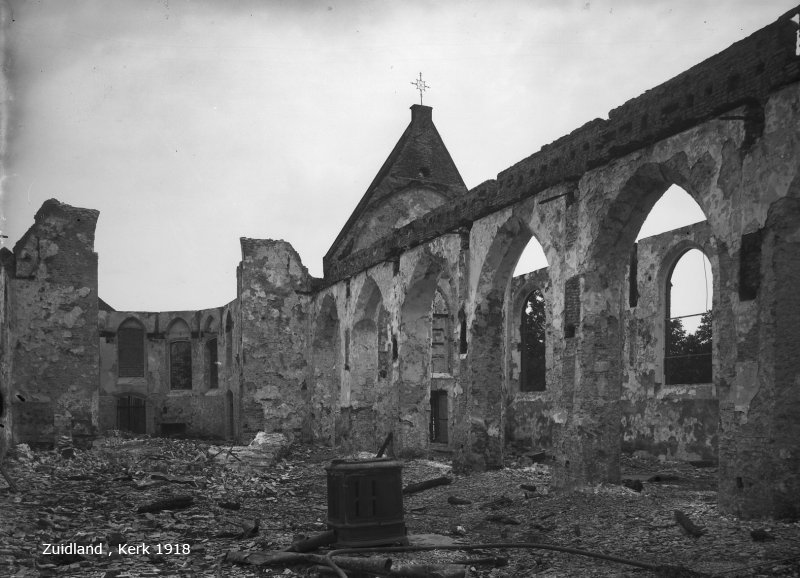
[
  {"left": 739, "top": 230, "right": 762, "bottom": 301},
  {"left": 629, "top": 243, "right": 639, "bottom": 308},
  {"left": 459, "top": 309, "right": 468, "bottom": 354},
  {"left": 118, "top": 325, "right": 145, "bottom": 377},
  {"left": 429, "top": 390, "right": 448, "bottom": 443},
  {"left": 226, "top": 390, "right": 235, "bottom": 439},
  {"left": 564, "top": 275, "right": 581, "bottom": 339},
  {"left": 170, "top": 340, "right": 192, "bottom": 390},
  {"left": 344, "top": 330, "right": 350, "bottom": 371},
  {"left": 117, "top": 395, "right": 146, "bottom": 434},
  {"left": 225, "top": 314, "right": 234, "bottom": 367},
  {"left": 392, "top": 335, "right": 398, "bottom": 361},
  {"left": 161, "top": 422, "right": 186, "bottom": 437},
  {"left": 206, "top": 338, "right": 219, "bottom": 389},
  {"left": 520, "top": 288, "right": 546, "bottom": 392}
]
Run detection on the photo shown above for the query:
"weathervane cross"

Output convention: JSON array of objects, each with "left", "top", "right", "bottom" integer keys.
[{"left": 411, "top": 72, "right": 429, "bottom": 105}]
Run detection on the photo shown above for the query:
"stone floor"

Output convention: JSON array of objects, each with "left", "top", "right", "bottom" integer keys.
[{"left": 1, "top": 435, "right": 799, "bottom": 577}]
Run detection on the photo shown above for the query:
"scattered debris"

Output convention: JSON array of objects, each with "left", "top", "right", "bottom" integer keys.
[
  {"left": 286, "top": 529, "right": 336, "bottom": 552},
  {"left": 447, "top": 495, "right": 472, "bottom": 505},
  {"left": 649, "top": 474, "right": 682, "bottom": 483},
  {"left": 480, "top": 495, "right": 514, "bottom": 510},
  {"left": 0, "top": 438, "right": 798, "bottom": 577},
  {"left": 622, "top": 479, "right": 644, "bottom": 492},
  {"left": 750, "top": 528, "right": 776, "bottom": 542},
  {"left": 674, "top": 510, "right": 706, "bottom": 537},
  {"left": 136, "top": 495, "right": 194, "bottom": 514},
  {"left": 485, "top": 514, "right": 521, "bottom": 525},
  {"left": 403, "top": 476, "right": 452, "bottom": 495}
]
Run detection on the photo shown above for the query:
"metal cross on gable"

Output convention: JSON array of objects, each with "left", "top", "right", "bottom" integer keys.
[{"left": 411, "top": 72, "right": 429, "bottom": 105}]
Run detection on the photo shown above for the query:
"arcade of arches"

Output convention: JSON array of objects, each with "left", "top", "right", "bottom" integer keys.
[{"left": 2, "top": 10, "right": 800, "bottom": 520}]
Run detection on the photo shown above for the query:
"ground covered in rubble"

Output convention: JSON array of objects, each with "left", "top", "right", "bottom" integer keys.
[{"left": 1, "top": 436, "right": 799, "bottom": 577}]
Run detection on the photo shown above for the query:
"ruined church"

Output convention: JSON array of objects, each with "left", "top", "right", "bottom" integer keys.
[{"left": 2, "top": 7, "right": 799, "bottom": 520}]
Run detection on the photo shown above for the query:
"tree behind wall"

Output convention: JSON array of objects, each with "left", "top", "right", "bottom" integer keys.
[
  {"left": 665, "top": 311, "right": 712, "bottom": 384},
  {"left": 520, "top": 289, "right": 546, "bottom": 392}
]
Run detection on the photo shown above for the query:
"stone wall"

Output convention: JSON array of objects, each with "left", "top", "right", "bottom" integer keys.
[
  {"left": 238, "top": 238, "right": 312, "bottom": 443},
  {"left": 9, "top": 200, "right": 99, "bottom": 448},
  {"left": 0, "top": 258, "right": 12, "bottom": 459},
  {"left": 505, "top": 268, "right": 554, "bottom": 452},
  {"left": 323, "top": 8, "right": 800, "bottom": 285},
  {"left": 97, "top": 303, "right": 240, "bottom": 440},
  {"left": 620, "top": 222, "right": 718, "bottom": 462}
]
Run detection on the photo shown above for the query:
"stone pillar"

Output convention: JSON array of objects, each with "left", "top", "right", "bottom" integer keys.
[
  {"left": 719, "top": 197, "right": 800, "bottom": 518},
  {"left": 552, "top": 271, "right": 623, "bottom": 488}
]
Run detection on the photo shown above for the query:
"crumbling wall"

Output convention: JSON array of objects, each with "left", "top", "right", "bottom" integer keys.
[
  {"left": 0, "top": 256, "right": 12, "bottom": 459},
  {"left": 9, "top": 199, "right": 99, "bottom": 448},
  {"left": 309, "top": 234, "right": 467, "bottom": 456},
  {"left": 239, "top": 238, "right": 311, "bottom": 443},
  {"left": 308, "top": 291, "right": 342, "bottom": 445},
  {"left": 323, "top": 9, "right": 800, "bottom": 285},
  {"left": 97, "top": 303, "right": 239, "bottom": 439},
  {"left": 620, "top": 222, "right": 719, "bottom": 462},
  {"left": 717, "top": 83, "right": 800, "bottom": 519},
  {"left": 394, "top": 237, "right": 463, "bottom": 456},
  {"left": 505, "top": 268, "right": 554, "bottom": 452}
]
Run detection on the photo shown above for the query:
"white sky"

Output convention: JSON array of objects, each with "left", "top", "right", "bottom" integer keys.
[{"left": 3, "top": 0, "right": 797, "bottom": 312}]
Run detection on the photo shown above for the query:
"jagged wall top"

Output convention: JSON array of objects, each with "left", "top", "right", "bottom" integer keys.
[{"left": 323, "top": 5, "right": 800, "bottom": 283}]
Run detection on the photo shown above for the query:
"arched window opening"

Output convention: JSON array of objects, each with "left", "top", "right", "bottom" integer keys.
[
  {"left": 513, "top": 236, "right": 548, "bottom": 277},
  {"left": 117, "top": 395, "right": 146, "bottom": 434},
  {"left": 206, "top": 338, "right": 219, "bottom": 389},
  {"left": 520, "top": 288, "right": 546, "bottom": 392},
  {"left": 430, "top": 289, "right": 451, "bottom": 375},
  {"left": 665, "top": 249, "right": 713, "bottom": 385},
  {"left": 168, "top": 319, "right": 192, "bottom": 390},
  {"left": 118, "top": 318, "right": 145, "bottom": 378},
  {"left": 636, "top": 185, "right": 706, "bottom": 241}
]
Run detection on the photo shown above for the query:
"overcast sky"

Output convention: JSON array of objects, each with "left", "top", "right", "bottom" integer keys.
[{"left": 2, "top": 0, "right": 797, "bottom": 313}]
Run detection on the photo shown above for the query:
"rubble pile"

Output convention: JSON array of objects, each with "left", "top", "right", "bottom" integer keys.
[{"left": 0, "top": 436, "right": 798, "bottom": 577}]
